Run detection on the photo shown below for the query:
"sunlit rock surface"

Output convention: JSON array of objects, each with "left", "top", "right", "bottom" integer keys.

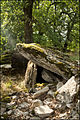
[{"left": 34, "top": 105, "right": 54, "bottom": 118}]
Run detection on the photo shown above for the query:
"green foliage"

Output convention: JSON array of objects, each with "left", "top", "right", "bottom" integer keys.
[
  {"left": 33, "top": 0, "right": 79, "bottom": 50},
  {"left": 1, "top": 0, "right": 24, "bottom": 53},
  {"left": 1, "top": 0, "right": 79, "bottom": 53}
]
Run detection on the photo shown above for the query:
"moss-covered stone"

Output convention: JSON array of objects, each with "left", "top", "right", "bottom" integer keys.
[
  {"left": 1, "top": 113, "right": 9, "bottom": 120},
  {"left": 17, "top": 43, "right": 44, "bottom": 52},
  {"left": 16, "top": 43, "right": 77, "bottom": 80},
  {"left": 17, "top": 43, "right": 47, "bottom": 58},
  {"left": 1, "top": 96, "right": 11, "bottom": 103}
]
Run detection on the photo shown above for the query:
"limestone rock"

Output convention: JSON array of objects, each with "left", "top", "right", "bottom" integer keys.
[
  {"left": 55, "top": 102, "right": 66, "bottom": 111},
  {"left": 25, "top": 60, "right": 37, "bottom": 91},
  {"left": 34, "top": 105, "right": 53, "bottom": 118},
  {"left": 42, "top": 69, "right": 59, "bottom": 83},
  {"left": 22, "top": 112, "right": 29, "bottom": 117},
  {"left": 0, "top": 64, "right": 12, "bottom": 75},
  {"left": 57, "top": 75, "right": 79, "bottom": 97},
  {"left": 6, "top": 102, "right": 16, "bottom": 109},
  {"left": 30, "top": 117, "right": 40, "bottom": 120},
  {"left": 59, "top": 112, "right": 68, "bottom": 119},
  {"left": 47, "top": 90, "right": 54, "bottom": 97},
  {"left": 31, "top": 99, "right": 43, "bottom": 108},
  {"left": 7, "top": 110, "right": 13, "bottom": 115},
  {"left": 32, "top": 86, "right": 49, "bottom": 99},
  {"left": 1, "top": 108, "right": 6, "bottom": 115},
  {"left": 16, "top": 43, "right": 77, "bottom": 80},
  {"left": 56, "top": 74, "right": 79, "bottom": 109},
  {"left": 0, "top": 64, "right": 12, "bottom": 69},
  {"left": 13, "top": 109, "right": 24, "bottom": 117},
  {"left": 25, "top": 116, "right": 30, "bottom": 120},
  {"left": 18, "top": 102, "right": 29, "bottom": 109},
  {"left": 11, "top": 95, "right": 18, "bottom": 100},
  {"left": 43, "top": 98, "right": 52, "bottom": 105},
  {"left": 56, "top": 82, "right": 63, "bottom": 90}
]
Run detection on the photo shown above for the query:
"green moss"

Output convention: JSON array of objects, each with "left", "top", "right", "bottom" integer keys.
[
  {"left": 22, "top": 43, "right": 45, "bottom": 53},
  {"left": 54, "top": 91, "right": 59, "bottom": 98},
  {"left": 1, "top": 96, "right": 11, "bottom": 102},
  {"left": 17, "top": 43, "right": 47, "bottom": 58},
  {"left": 57, "top": 62, "right": 63, "bottom": 64},
  {"left": 5, "top": 81, "right": 12, "bottom": 88},
  {"left": 1, "top": 113, "right": 9, "bottom": 119},
  {"left": 56, "top": 62, "right": 65, "bottom": 70}
]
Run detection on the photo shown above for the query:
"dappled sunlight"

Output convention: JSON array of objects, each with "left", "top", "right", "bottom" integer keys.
[{"left": 1, "top": 0, "right": 79, "bottom": 119}]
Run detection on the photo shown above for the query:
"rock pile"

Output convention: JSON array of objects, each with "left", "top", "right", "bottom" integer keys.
[
  {"left": 1, "top": 75, "right": 79, "bottom": 120},
  {"left": 1, "top": 43, "right": 79, "bottom": 119}
]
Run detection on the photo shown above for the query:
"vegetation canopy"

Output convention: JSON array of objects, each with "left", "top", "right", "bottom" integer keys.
[{"left": 1, "top": 0, "right": 79, "bottom": 54}]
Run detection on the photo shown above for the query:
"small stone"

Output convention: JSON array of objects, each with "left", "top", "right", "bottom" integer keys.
[
  {"left": 7, "top": 102, "right": 16, "bottom": 109},
  {"left": 32, "top": 86, "right": 49, "bottom": 99},
  {"left": 30, "top": 117, "right": 40, "bottom": 120},
  {"left": 31, "top": 99, "right": 43, "bottom": 108},
  {"left": 12, "top": 95, "right": 17, "bottom": 99},
  {"left": 13, "top": 109, "right": 23, "bottom": 117},
  {"left": 7, "top": 102, "right": 16, "bottom": 106},
  {"left": 23, "top": 112, "right": 29, "bottom": 116},
  {"left": 56, "top": 94, "right": 65, "bottom": 102},
  {"left": 7, "top": 110, "right": 13, "bottom": 115},
  {"left": 0, "top": 64, "right": 12, "bottom": 69},
  {"left": 47, "top": 84, "right": 55, "bottom": 89},
  {"left": 57, "top": 82, "right": 63, "bottom": 90},
  {"left": 29, "top": 113, "right": 34, "bottom": 117},
  {"left": 59, "top": 112, "right": 67, "bottom": 119},
  {"left": 25, "top": 116, "right": 30, "bottom": 120},
  {"left": 1, "top": 102, "right": 6, "bottom": 108},
  {"left": 27, "top": 98, "right": 33, "bottom": 103},
  {"left": 23, "top": 92, "right": 29, "bottom": 97},
  {"left": 66, "top": 103, "right": 73, "bottom": 108},
  {"left": 1, "top": 108, "right": 6, "bottom": 115},
  {"left": 47, "top": 90, "right": 54, "bottom": 97},
  {"left": 34, "top": 105, "right": 53, "bottom": 118},
  {"left": 42, "top": 69, "right": 55, "bottom": 83},
  {"left": 43, "top": 98, "right": 52, "bottom": 105},
  {"left": 55, "top": 102, "right": 66, "bottom": 111},
  {"left": 18, "top": 102, "right": 29, "bottom": 109},
  {"left": 72, "top": 113, "right": 79, "bottom": 119}
]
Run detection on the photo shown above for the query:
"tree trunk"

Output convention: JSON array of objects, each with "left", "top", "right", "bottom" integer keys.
[
  {"left": 63, "top": 23, "right": 71, "bottom": 52},
  {"left": 23, "top": 0, "right": 34, "bottom": 43},
  {"left": 63, "top": 13, "right": 77, "bottom": 52}
]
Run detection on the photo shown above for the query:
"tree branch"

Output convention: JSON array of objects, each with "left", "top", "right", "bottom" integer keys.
[{"left": 47, "top": 2, "right": 65, "bottom": 13}]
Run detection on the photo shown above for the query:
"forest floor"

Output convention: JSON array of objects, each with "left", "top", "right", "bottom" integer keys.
[
  {"left": 0, "top": 51, "right": 79, "bottom": 120},
  {"left": 0, "top": 72, "right": 79, "bottom": 119}
]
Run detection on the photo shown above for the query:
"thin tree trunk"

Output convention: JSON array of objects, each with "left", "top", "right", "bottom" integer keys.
[
  {"left": 23, "top": 0, "right": 34, "bottom": 43},
  {"left": 63, "top": 29, "right": 70, "bottom": 52},
  {"left": 63, "top": 13, "right": 77, "bottom": 52}
]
